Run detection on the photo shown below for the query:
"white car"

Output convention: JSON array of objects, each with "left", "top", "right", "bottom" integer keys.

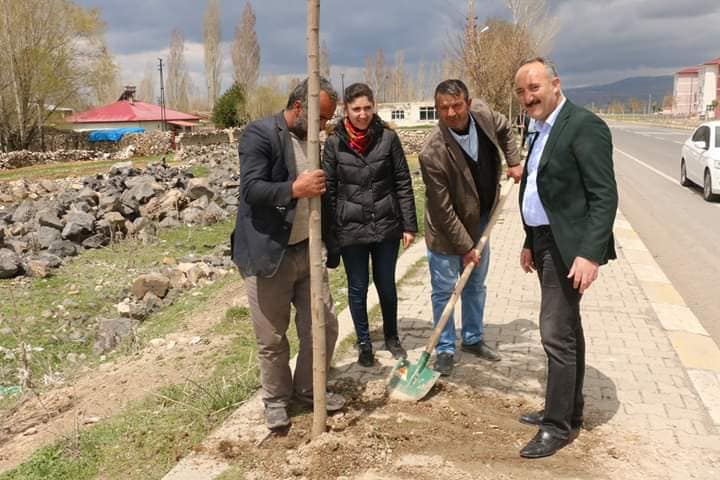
[{"left": 681, "top": 121, "right": 720, "bottom": 201}]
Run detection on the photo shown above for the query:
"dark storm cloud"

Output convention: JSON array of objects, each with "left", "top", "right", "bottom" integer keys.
[
  {"left": 550, "top": 0, "right": 720, "bottom": 85},
  {"left": 76, "top": 0, "right": 720, "bottom": 88}
]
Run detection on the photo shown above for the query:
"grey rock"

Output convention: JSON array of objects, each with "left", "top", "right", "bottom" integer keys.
[
  {"left": 202, "top": 201, "right": 227, "bottom": 224},
  {"left": 82, "top": 233, "right": 109, "bottom": 249},
  {"left": 141, "top": 291, "right": 163, "bottom": 312},
  {"left": 186, "top": 178, "right": 213, "bottom": 200},
  {"left": 189, "top": 195, "right": 209, "bottom": 210},
  {"left": 77, "top": 188, "right": 99, "bottom": 206},
  {"left": 98, "top": 193, "right": 121, "bottom": 212},
  {"left": 132, "top": 273, "right": 171, "bottom": 299},
  {"left": 10, "top": 200, "right": 34, "bottom": 224},
  {"left": 38, "top": 253, "right": 62, "bottom": 268},
  {"left": 61, "top": 210, "right": 95, "bottom": 241},
  {"left": 5, "top": 239, "right": 29, "bottom": 255},
  {"left": 92, "top": 317, "right": 136, "bottom": 354},
  {"left": 103, "top": 211, "right": 126, "bottom": 227},
  {"left": 36, "top": 210, "right": 64, "bottom": 230},
  {"left": 47, "top": 240, "right": 78, "bottom": 258},
  {"left": 180, "top": 207, "right": 204, "bottom": 224},
  {"left": 0, "top": 248, "right": 21, "bottom": 278},
  {"left": 158, "top": 216, "right": 180, "bottom": 229},
  {"left": 36, "top": 226, "right": 62, "bottom": 249}
]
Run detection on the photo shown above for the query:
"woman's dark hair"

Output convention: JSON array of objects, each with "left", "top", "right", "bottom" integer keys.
[{"left": 343, "top": 82, "right": 374, "bottom": 105}]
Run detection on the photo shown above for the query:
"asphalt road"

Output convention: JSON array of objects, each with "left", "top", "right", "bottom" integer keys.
[{"left": 607, "top": 120, "right": 720, "bottom": 342}]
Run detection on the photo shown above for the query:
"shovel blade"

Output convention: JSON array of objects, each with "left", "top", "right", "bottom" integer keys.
[{"left": 387, "top": 353, "right": 441, "bottom": 402}]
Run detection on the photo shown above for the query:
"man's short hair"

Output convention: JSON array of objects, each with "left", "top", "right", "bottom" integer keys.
[
  {"left": 286, "top": 77, "right": 338, "bottom": 109},
  {"left": 434, "top": 79, "right": 469, "bottom": 101},
  {"left": 519, "top": 57, "right": 559, "bottom": 79}
]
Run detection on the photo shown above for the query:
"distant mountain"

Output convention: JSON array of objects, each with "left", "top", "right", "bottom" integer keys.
[{"left": 564, "top": 76, "right": 674, "bottom": 109}]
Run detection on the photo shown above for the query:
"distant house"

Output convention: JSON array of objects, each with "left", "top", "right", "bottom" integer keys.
[
  {"left": 376, "top": 101, "right": 438, "bottom": 127},
  {"left": 673, "top": 58, "right": 720, "bottom": 118},
  {"left": 68, "top": 86, "right": 200, "bottom": 132}
]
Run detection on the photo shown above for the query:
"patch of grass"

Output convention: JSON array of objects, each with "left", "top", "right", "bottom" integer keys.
[
  {"left": 0, "top": 307, "right": 259, "bottom": 480},
  {"left": 212, "top": 305, "right": 250, "bottom": 335},
  {"left": 187, "top": 164, "right": 210, "bottom": 178},
  {"left": 0, "top": 154, "right": 173, "bottom": 182},
  {"left": 0, "top": 218, "right": 234, "bottom": 387}
]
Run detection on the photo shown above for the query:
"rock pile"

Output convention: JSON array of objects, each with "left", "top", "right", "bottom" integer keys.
[
  {"left": 94, "top": 247, "right": 234, "bottom": 354},
  {"left": 396, "top": 128, "right": 432, "bottom": 156},
  {"left": 119, "top": 131, "right": 172, "bottom": 157},
  {"left": 0, "top": 161, "right": 239, "bottom": 279}
]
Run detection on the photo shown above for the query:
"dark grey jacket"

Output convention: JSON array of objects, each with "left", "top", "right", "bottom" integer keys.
[
  {"left": 231, "top": 111, "right": 338, "bottom": 277},
  {"left": 322, "top": 116, "right": 417, "bottom": 247}
]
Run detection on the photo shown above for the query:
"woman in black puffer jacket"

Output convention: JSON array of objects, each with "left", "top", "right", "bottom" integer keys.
[{"left": 322, "top": 83, "right": 418, "bottom": 367}]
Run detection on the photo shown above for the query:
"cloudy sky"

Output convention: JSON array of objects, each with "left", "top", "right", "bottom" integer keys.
[{"left": 75, "top": 0, "right": 720, "bottom": 96}]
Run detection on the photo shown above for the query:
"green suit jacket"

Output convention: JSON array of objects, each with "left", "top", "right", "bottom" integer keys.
[{"left": 519, "top": 100, "right": 618, "bottom": 269}]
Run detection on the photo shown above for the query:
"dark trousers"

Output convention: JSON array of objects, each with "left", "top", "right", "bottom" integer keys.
[
  {"left": 341, "top": 238, "right": 400, "bottom": 345},
  {"left": 532, "top": 226, "right": 585, "bottom": 440}
]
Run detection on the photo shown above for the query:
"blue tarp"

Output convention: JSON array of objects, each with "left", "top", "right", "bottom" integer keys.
[{"left": 87, "top": 127, "right": 145, "bottom": 142}]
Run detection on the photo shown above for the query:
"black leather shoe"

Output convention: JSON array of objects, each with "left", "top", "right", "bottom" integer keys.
[
  {"left": 519, "top": 430, "right": 570, "bottom": 458},
  {"left": 461, "top": 340, "right": 501, "bottom": 362},
  {"left": 434, "top": 352, "right": 454, "bottom": 376},
  {"left": 384, "top": 337, "right": 407, "bottom": 359},
  {"left": 358, "top": 342, "right": 374, "bottom": 367},
  {"left": 519, "top": 410, "right": 583, "bottom": 429}
]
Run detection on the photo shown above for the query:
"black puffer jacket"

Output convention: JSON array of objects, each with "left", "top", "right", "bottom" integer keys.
[{"left": 322, "top": 116, "right": 417, "bottom": 248}]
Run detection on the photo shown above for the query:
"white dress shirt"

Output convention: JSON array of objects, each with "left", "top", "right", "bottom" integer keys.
[{"left": 522, "top": 97, "right": 566, "bottom": 227}]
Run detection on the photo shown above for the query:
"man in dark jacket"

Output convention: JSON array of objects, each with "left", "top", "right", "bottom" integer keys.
[
  {"left": 231, "top": 78, "right": 344, "bottom": 430},
  {"left": 514, "top": 58, "right": 617, "bottom": 458},
  {"left": 419, "top": 79, "right": 522, "bottom": 376}
]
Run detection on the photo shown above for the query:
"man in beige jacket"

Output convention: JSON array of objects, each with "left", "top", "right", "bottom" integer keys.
[{"left": 419, "top": 79, "right": 522, "bottom": 375}]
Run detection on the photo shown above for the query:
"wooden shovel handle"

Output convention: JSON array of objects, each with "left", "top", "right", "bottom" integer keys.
[{"left": 423, "top": 180, "right": 515, "bottom": 355}]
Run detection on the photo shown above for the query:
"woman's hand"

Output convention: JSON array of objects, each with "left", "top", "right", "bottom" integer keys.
[{"left": 402, "top": 232, "right": 415, "bottom": 249}]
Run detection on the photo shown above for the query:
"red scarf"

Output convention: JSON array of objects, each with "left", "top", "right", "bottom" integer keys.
[{"left": 344, "top": 117, "right": 371, "bottom": 155}]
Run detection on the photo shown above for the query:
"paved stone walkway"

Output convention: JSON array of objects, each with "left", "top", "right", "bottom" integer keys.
[{"left": 164, "top": 188, "right": 720, "bottom": 479}]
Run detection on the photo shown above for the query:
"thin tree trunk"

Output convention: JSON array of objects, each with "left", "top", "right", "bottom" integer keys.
[
  {"left": 1, "top": 2, "right": 26, "bottom": 149},
  {"left": 306, "top": 0, "right": 326, "bottom": 439}
]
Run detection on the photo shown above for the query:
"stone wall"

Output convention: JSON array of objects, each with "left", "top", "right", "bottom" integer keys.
[
  {"left": 176, "top": 128, "right": 243, "bottom": 149},
  {"left": 396, "top": 128, "right": 432, "bottom": 156}
]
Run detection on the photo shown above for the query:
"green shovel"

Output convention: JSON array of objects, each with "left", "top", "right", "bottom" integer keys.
[{"left": 387, "top": 179, "right": 515, "bottom": 401}]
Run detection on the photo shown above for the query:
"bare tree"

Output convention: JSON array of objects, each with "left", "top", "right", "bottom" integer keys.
[
  {"left": 231, "top": 1, "right": 261, "bottom": 92},
  {"left": 390, "top": 50, "right": 406, "bottom": 102},
  {"left": 0, "top": 0, "right": 114, "bottom": 150},
  {"left": 137, "top": 62, "right": 155, "bottom": 103},
  {"left": 319, "top": 41, "right": 331, "bottom": 79},
  {"left": 456, "top": 17, "right": 531, "bottom": 114},
  {"left": 363, "top": 55, "right": 376, "bottom": 92},
  {"left": 166, "top": 28, "right": 191, "bottom": 112},
  {"left": 416, "top": 58, "right": 426, "bottom": 100},
  {"left": 87, "top": 45, "right": 121, "bottom": 105},
  {"left": 203, "top": 0, "right": 223, "bottom": 109},
  {"left": 504, "top": 0, "right": 559, "bottom": 56}
]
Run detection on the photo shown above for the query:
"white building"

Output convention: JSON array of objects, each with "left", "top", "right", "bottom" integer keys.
[{"left": 376, "top": 101, "right": 438, "bottom": 127}]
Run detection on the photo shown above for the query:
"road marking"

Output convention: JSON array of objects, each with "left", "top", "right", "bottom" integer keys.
[
  {"left": 615, "top": 147, "right": 720, "bottom": 210},
  {"left": 614, "top": 147, "right": 677, "bottom": 184}
]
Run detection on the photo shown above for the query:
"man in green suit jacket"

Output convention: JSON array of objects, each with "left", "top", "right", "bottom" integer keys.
[{"left": 513, "top": 58, "right": 618, "bottom": 458}]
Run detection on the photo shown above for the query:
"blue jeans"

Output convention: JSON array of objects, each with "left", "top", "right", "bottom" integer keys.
[
  {"left": 428, "top": 240, "right": 490, "bottom": 354},
  {"left": 341, "top": 239, "right": 400, "bottom": 345}
]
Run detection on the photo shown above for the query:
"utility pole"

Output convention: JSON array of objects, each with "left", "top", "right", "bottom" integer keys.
[
  {"left": 648, "top": 93, "right": 652, "bottom": 115},
  {"left": 158, "top": 58, "right": 167, "bottom": 132},
  {"left": 340, "top": 72, "right": 345, "bottom": 96}
]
